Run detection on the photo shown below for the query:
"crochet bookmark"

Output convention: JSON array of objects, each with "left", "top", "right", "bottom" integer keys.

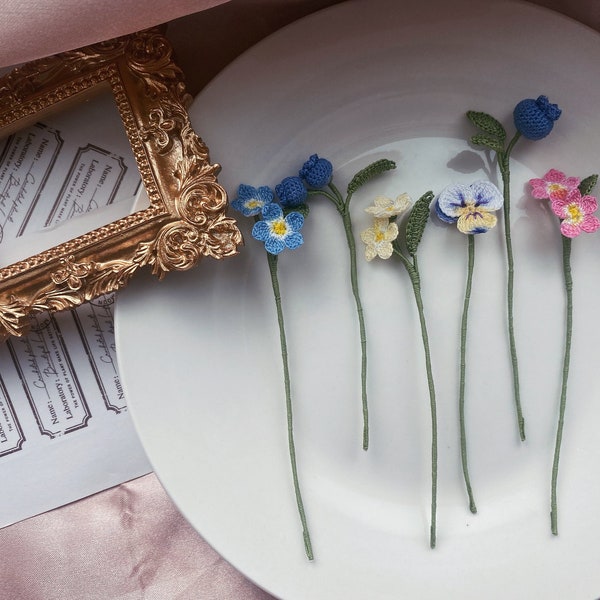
[
  {"left": 528, "top": 170, "right": 600, "bottom": 535},
  {"left": 231, "top": 185, "right": 313, "bottom": 560},
  {"left": 361, "top": 190, "right": 439, "bottom": 548},
  {"left": 467, "top": 95, "right": 561, "bottom": 442},
  {"left": 295, "top": 155, "right": 397, "bottom": 450},
  {"left": 435, "top": 180, "right": 504, "bottom": 514}
]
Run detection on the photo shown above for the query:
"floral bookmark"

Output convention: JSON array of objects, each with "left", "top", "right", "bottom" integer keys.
[
  {"left": 361, "top": 190, "right": 439, "bottom": 548},
  {"left": 528, "top": 169, "right": 600, "bottom": 535},
  {"left": 287, "top": 155, "right": 397, "bottom": 450},
  {"left": 435, "top": 181, "right": 504, "bottom": 514},
  {"left": 231, "top": 184, "right": 313, "bottom": 559},
  {"left": 467, "top": 96, "right": 561, "bottom": 441}
]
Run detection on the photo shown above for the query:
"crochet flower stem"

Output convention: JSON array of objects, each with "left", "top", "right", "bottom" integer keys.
[
  {"left": 265, "top": 251, "right": 313, "bottom": 559},
  {"left": 460, "top": 234, "right": 477, "bottom": 514},
  {"left": 435, "top": 180, "right": 504, "bottom": 514},
  {"left": 303, "top": 157, "right": 396, "bottom": 451},
  {"left": 392, "top": 245, "right": 438, "bottom": 548},
  {"left": 469, "top": 99, "right": 562, "bottom": 442},
  {"left": 528, "top": 172, "right": 600, "bottom": 535},
  {"left": 498, "top": 131, "right": 526, "bottom": 442},
  {"left": 308, "top": 183, "right": 369, "bottom": 449},
  {"left": 550, "top": 235, "right": 572, "bottom": 536}
]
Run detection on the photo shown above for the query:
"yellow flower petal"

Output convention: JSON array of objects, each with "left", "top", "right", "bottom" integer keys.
[{"left": 456, "top": 210, "right": 497, "bottom": 234}]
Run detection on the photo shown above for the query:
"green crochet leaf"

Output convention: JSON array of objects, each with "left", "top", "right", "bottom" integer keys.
[
  {"left": 578, "top": 174, "right": 598, "bottom": 196},
  {"left": 466, "top": 111, "right": 506, "bottom": 142},
  {"left": 470, "top": 133, "right": 504, "bottom": 154},
  {"left": 406, "top": 191, "right": 434, "bottom": 257},
  {"left": 346, "top": 159, "right": 396, "bottom": 197}
]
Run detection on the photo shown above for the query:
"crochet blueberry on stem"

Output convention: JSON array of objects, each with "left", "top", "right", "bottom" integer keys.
[
  {"left": 467, "top": 95, "right": 561, "bottom": 443},
  {"left": 301, "top": 154, "right": 396, "bottom": 451}
]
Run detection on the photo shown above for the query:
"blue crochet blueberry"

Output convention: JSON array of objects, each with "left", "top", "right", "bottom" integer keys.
[
  {"left": 275, "top": 176, "right": 308, "bottom": 208},
  {"left": 513, "top": 95, "right": 561, "bottom": 140},
  {"left": 299, "top": 154, "right": 333, "bottom": 188}
]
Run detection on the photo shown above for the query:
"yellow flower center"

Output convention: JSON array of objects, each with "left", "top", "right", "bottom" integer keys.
[
  {"left": 458, "top": 203, "right": 481, "bottom": 218},
  {"left": 271, "top": 219, "right": 288, "bottom": 236},
  {"left": 456, "top": 202, "right": 497, "bottom": 234},
  {"left": 247, "top": 199, "right": 261, "bottom": 209},
  {"left": 547, "top": 183, "right": 568, "bottom": 200},
  {"left": 374, "top": 229, "right": 385, "bottom": 242},
  {"left": 566, "top": 203, "right": 583, "bottom": 223}
]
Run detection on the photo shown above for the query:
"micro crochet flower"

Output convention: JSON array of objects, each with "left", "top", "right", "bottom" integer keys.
[
  {"left": 467, "top": 97, "right": 561, "bottom": 442},
  {"left": 362, "top": 190, "right": 439, "bottom": 548},
  {"left": 530, "top": 169, "right": 580, "bottom": 201},
  {"left": 527, "top": 172, "right": 600, "bottom": 537},
  {"left": 275, "top": 176, "right": 308, "bottom": 208},
  {"left": 513, "top": 95, "right": 561, "bottom": 140},
  {"left": 299, "top": 154, "right": 333, "bottom": 188},
  {"left": 231, "top": 184, "right": 274, "bottom": 216},
  {"left": 365, "top": 193, "right": 412, "bottom": 218},
  {"left": 360, "top": 217, "right": 399, "bottom": 260},
  {"left": 231, "top": 182, "right": 312, "bottom": 560},
  {"left": 301, "top": 155, "right": 397, "bottom": 452},
  {"left": 550, "top": 188, "right": 600, "bottom": 238},
  {"left": 435, "top": 181, "right": 503, "bottom": 234},
  {"left": 435, "top": 179, "right": 504, "bottom": 515},
  {"left": 252, "top": 203, "right": 304, "bottom": 254}
]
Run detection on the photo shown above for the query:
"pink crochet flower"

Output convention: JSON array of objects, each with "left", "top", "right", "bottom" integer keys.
[
  {"left": 530, "top": 169, "right": 580, "bottom": 201},
  {"left": 551, "top": 188, "right": 600, "bottom": 238}
]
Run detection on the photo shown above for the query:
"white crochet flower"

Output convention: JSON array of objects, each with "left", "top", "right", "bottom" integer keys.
[
  {"left": 364, "top": 193, "right": 412, "bottom": 218},
  {"left": 360, "top": 218, "right": 399, "bottom": 261}
]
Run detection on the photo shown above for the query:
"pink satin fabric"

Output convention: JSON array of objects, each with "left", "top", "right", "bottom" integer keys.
[
  {"left": 0, "top": 0, "right": 229, "bottom": 67},
  {"left": 0, "top": 474, "right": 274, "bottom": 600}
]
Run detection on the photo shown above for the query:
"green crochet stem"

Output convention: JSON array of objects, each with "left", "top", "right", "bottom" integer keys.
[
  {"left": 266, "top": 252, "right": 313, "bottom": 560},
  {"left": 551, "top": 235, "right": 573, "bottom": 536},
  {"left": 460, "top": 235, "right": 477, "bottom": 514},
  {"left": 393, "top": 247, "right": 438, "bottom": 549},
  {"left": 309, "top": 184, "right": 370, "bottom": 450},
  {"left": 498, "top": 131, "right": 526, "bottom": 442}
]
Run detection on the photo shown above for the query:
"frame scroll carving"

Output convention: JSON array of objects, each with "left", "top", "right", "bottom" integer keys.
[{"left": 0, "top": 28, "right": 242, "bottom": 340}]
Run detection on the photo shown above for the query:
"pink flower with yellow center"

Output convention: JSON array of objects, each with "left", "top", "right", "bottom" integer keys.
[
  {"left": 551, "top": 188, "right": 600, "bottom": 238},
  {"left": 530, "top": 169, "right": 580, "bottom": 201}
]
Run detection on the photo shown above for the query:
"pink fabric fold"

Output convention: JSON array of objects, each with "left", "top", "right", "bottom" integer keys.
[
  {"left": 0, "top": 474, "right": 274, "bottom": 600},
  {"left": 0, "top": 0, "right": 229, "bottom": 68}
]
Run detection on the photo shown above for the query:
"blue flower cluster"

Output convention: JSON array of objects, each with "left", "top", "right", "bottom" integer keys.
[{"left": 231, "top": 154, "right": 334, "bottom": 255}]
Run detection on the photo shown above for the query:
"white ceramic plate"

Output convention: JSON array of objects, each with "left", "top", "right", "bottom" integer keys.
[{"left": 115, "top": 1, "right": 600, "bottom": 598}]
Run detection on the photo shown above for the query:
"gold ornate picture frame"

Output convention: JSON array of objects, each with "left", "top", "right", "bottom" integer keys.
[{"left": 0, "top": 28, "right": 241, "bottom": 340}]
